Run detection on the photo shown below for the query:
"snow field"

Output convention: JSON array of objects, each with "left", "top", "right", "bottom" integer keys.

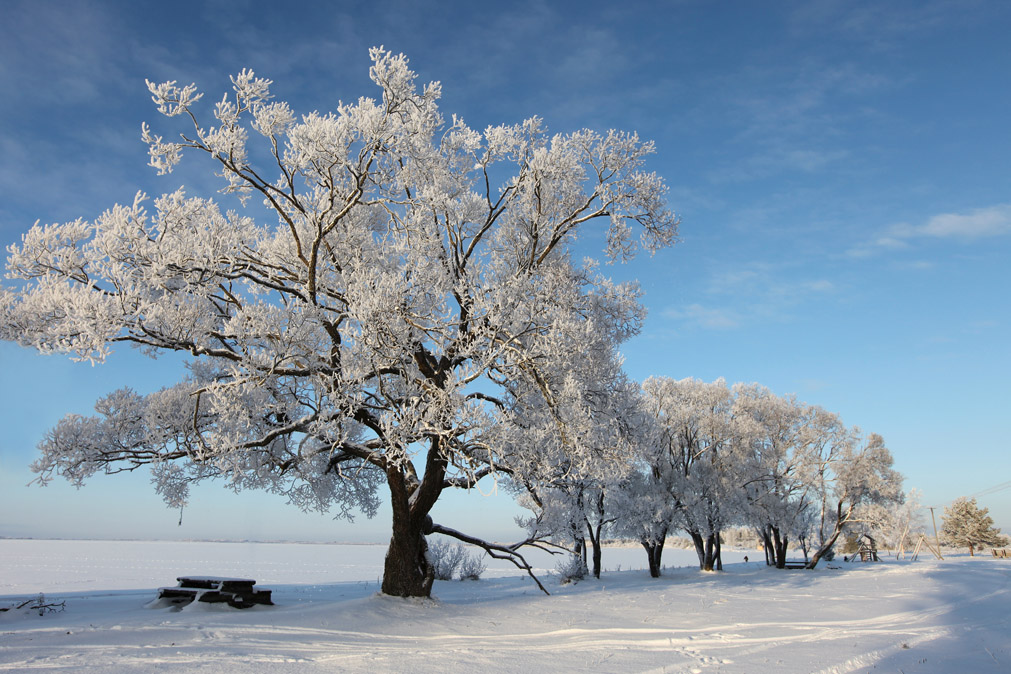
[{"left": 1, "top": 539, "right": 1009, "bottom": 673}]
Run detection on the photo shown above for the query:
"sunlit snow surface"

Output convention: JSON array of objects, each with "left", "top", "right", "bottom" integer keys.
[{"left": 2, "top": 540, "right": 1009, "bottom": 673}]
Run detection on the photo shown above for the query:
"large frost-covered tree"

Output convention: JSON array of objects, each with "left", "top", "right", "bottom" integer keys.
[{"left": 1, "top": 49, "right": 678, "bottom": 597}]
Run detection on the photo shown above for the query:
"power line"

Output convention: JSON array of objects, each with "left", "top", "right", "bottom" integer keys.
[
  {"left": 967, "top": 480, "right": 1011, "bottom": 499},
  {"left": 923, "top": 480, "right": 1011, "bottom": 509}
]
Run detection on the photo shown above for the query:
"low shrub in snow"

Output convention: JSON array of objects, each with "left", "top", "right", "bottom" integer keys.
[
  {"left": 428, "top": 540, "right": 486, "bottom": 581},
  {"left": 555, "top": 554, "right": 588, "bottom": 584},
  {"left": 429, "top": 540, "right": 466, "bottom": 580},
  {"left": 458, "top": 551, "right": 487, "bottom": 581}
]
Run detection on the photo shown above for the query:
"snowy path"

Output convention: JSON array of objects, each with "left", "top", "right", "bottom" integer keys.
[{"left": 1, "top": 541, "right": 1009, "bottom": 673}]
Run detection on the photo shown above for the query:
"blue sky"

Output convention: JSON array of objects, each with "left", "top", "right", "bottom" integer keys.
[{"left": 1, "top": 0, "right": 1009, "bottom": 543}]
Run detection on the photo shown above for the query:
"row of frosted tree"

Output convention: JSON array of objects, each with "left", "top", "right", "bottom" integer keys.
[
  {"left": 2, "top": 48, "right": 901, "bottom": 597},
  {"left": 502, "top": 368, "right": 905, "bottom": 579}
]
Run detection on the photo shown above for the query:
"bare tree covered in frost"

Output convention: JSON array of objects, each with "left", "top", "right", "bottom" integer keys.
[
  {"left": 603, "top": 378, "right": 905, "bottom": 575},
  {"left": 803, "top": 429, "right": 903, "bottom": 568},
  {"left": 792, "top": 404, "right": 854, "bottom": 561},
  {"left": 1, "top": 49, "right": 679, "bottom": 597},
  {"left": 859, "top": 488, "right": 925, "bottom": 552},
  {"left": 506, "top": 324, "right": 643, "bottom": 579},
  {"left": 733, "top": 384, "right": 823, "bottom": 568},
  {"left": 637, "top": 376, "right": 739, "bottom": 572},
  {"left": 610, "top": 442, "right": 672, "bottom": 578},
  {"left": 733, "top": 385, "right": 903, "bottom": 568}
]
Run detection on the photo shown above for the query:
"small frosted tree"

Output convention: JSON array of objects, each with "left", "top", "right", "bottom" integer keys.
[
  {"left": 940, "top": 497, "right": 1008, "bottom": 556},
  {"left": 733, "top": 384, "right": 815, "bottom": 568},
  {"left": 1, "top": 48, "right": 678, "bottom": 598},
  {"left": 845, "top": 488, "right": 925, "bottom": 556},
  {"left": 505, "top": 322, "right": 644, "bottom": 579},
  {"left": 803, "top": 430, "right": 904, "bottom": 568},
  {"left": 639, "top": 376, "right": 738, "bottom": 572},
  {"left": 732, "top": 385, "right": 902, "bottom": 568},
  {"left": 611, "top": 460, "right": 673, "bottom": 578}
]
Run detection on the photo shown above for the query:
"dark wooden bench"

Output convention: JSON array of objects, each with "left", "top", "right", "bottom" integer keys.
[
  {"left": 153, "top": 576, "right": 273, "bottom": 609},
  {"left": 782, "top": 562, "right": 809, "bottom": 569}
]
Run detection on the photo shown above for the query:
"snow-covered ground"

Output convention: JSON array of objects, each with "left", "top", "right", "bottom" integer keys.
[{"left": 1, "top": 539, "right": 1008, "bottom": 673}]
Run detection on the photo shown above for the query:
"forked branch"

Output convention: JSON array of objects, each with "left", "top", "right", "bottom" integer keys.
[{"left": 429, "top": 522, "right": 564, "bottom": 595}]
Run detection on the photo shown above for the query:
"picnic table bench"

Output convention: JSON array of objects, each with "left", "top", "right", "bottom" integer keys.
[
  {"left": 152, "top": 576, "right": 273, "bottom": 609},
  {"left": 782, "top": 561, "right": 809, "bottom": 569}
]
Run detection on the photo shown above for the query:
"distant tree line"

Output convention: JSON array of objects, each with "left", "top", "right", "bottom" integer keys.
[{"left": 505, "top": 374, "right": 905, "bottom": 578}]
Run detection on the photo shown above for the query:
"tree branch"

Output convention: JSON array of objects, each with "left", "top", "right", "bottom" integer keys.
[{"left": 429, "top": 522, "right": 560, "bottom": 595}]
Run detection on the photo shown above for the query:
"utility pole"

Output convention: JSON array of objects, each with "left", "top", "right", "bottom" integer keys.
[{"left": 927, "top": 506, "right": 944, "bottom": 560}]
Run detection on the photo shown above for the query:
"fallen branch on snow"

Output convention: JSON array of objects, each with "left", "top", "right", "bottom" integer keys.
[{"left": 1, "top": 593, "right": 66, "bottom": 616}]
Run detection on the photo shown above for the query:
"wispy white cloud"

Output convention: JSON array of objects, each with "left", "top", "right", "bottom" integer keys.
[
  {"left": 660, "top": 263, "right": 837, "bottom": 332},
  {"left": 708, "top": 147, "right": 851, "bottom": 183},
  {"left": 706, "top": 264, "right": 835, "bottom": 301},
  {"left": 705, "top": 267, "right": 765, "bottom": 294},
  {"left": 788, "top": 0, "right": 986, "bottom": 49},
  {"left": 803, "top": 279, "right": 835, "bottom": 293},
  {"left": 902, "top": 205, "right": 1011, "bottom": 239},
  {"left": 893, "top": 260, "right": 935, "bottom": 271},
  {"left": 850, "top": 204, "right": 1011, "bottom": 256},
  {"left": 703, "top": 56, "right": 892, "bottom": 186},
  {"left": 661, "top": 304, "right": 740, "bottom": 330}
]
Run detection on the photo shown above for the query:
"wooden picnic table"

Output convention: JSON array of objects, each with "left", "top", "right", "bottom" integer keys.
[{"left": 153, "top": 576, "right": 273, "bottom": 609}]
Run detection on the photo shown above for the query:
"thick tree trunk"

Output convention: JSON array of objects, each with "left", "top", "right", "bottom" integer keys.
[
  {"left": 585, "top": 493, "right": 607, "bottom": 579},
  {"left": 641, "top": 534, "right": 666, "bottom": 578},
  {"left": 770, "top": 526, "right": 788, "bottom": 569},
  {"left": 587, "top": 519, "right": 605, "bottom": 579},
  {"left": 690, "top": 530, "right": 721, "bottom": 571},
  {"left": 807, "top": 527, "right": 842, "bottom": 569},
  {"left": 704, "top": 534, "right": 715, "bottom": 571},
  {"left": 759, "top": 528, "right": 775, "bottom": 566},
  {"left": 690, "top": 531, "right": 706, "bottom": 569},
  {"left": 379, "top": 438, "right": 446, "bottom": 598},
  {"left": 573, "top": 536, "right": 587, "bottom": 566},
  {"left": 381, "top": 513, "right": 434, "bottom": 597},
  {"left": 807, "top": 502, "right": 854, "bottom": 569},
  {"left": 714, "top": 533, "right": 723, "bottom": 571}
]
